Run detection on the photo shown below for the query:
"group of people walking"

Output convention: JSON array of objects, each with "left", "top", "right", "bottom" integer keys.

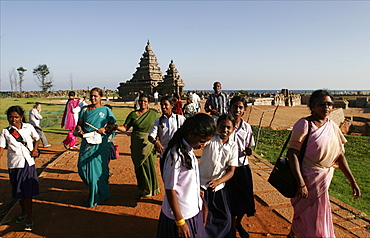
[{"left": 0, "top": 84, "right": 362, "bottom": 237}]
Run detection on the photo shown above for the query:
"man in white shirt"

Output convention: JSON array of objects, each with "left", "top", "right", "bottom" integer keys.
[
  {"left": 134, "top": 90, "right": 144, "bottom": 111},
  {"left": 29, "top": 103, "right": 50, "bottom": 147},
  {"left": 154, "top": 91, "right": 159, "bottom": 105},
  {"left": 191, "top": 90, "right": 201, "bottom": 112}
]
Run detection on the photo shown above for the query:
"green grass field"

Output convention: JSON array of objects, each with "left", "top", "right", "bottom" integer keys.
[{"left": 253, "top": 126, "right": 370, "bottom": 216}]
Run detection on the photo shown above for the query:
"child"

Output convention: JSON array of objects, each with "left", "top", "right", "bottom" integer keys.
[
  {"left": 182, "top": 97, "right": 197, "bottom": 118},
  {"left": 148, "top": 96, "right": 186, "bottom": 174},
  {"left": 172, "top": 93, "right": 183, "bottom": 115},
  {"left": 199, "top": 114, "right": 238, "bottom": 238},
  {"left": 156, "top": 113, "right": 216, "bottom": 238},
  {"left": 0, "top": 106, "right": 40, "bottom": 231},
  {"left": 226, "top": 96, "right": 256, "bottom": 238}
]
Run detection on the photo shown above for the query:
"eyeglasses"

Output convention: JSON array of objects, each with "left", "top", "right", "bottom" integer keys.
[{"left": 317, "top": 102, "right": 334, "bottom": 107}]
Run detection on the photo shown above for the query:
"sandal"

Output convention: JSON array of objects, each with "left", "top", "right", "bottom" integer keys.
[
  {"left": 15, "top": 214, "right": 27, "bottom": 224},
  {"left": 24, "top": 222, "right": 34, "bottom": 231},
  {"left": 236, "top": 224, "right": 250, "bottom": 238}
]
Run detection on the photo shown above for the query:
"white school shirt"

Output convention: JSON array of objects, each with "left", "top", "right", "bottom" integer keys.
[
  {"left": 148, "top": 113, "right": 185, "bottom": 156},
  {"left": 29, "top": 108, "right": 42, "bottom": 127},
  {"left": 0, "top": 123, "right": 40, "bottom": 169},
  {"left": 191, "top": 93, "right": 201, "bottom": 110},
  {"left": 161, "top": 139, "right": 202, "bottom": 220},
  {"left": 231, "top": 120, "right": 255, "bottom": 166},
  {"left": 199, "top": 135, "right": 238, "bottom": 192}
]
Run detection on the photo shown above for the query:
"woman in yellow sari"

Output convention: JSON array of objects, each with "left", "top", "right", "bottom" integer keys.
[{"left": 115, "top": 93, "right": 160, "bottom": 199}]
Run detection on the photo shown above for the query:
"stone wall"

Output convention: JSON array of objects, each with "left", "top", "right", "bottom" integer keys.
[
  {"left": 334, "top": 99, "right": 349, "bottom": 109},
  {"left": 356, "top": 97, "right": 369, "bottom": 108},
  {"left": 328, "top": 108, "right": 345, "bottom": 126},
  {"left": 0, "top": 90, "right": 116, "bottom": 98}
]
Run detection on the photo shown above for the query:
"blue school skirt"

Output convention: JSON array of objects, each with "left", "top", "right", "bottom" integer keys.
[
  {"left": 204, "top": 187, "right": 231, "bottom": 238},
  {"left": 226, "top": 165, "right": 256, "bottom": 217},
  {"left": 156, "top": 210, "right": 206, "bottom": 238},
  {"left": 9, "top": 160, "right": 39, "bottom": 200}
]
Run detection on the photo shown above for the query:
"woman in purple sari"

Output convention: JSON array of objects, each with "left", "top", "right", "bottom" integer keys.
[{"left": 288, "top": 89, "right": 361, "bottom": 237}]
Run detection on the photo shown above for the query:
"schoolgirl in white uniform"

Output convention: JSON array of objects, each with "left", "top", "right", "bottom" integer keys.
[
  {"left": 157, "top": 113, "right": 216, "bottom": 238},
  {"left": 199, "top": 114, "right": 238, "bottom": 238},
  {"left": 226, "top": 96, "right": 256, "bottom": 238},
  {"left": 0, "top": 106, "right": 40, "bottom": 231},
  {"left": 148, "top": 96, "right": 186, "bottom": 174}
]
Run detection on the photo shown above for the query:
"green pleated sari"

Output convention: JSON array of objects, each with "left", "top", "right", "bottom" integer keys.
[{"left": 125, "top": 109, "right": 160, "bottom": 197}]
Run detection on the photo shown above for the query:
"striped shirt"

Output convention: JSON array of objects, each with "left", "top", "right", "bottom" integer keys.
[{"left": 205, "top": 92, "right": 230, "bottom": 116}]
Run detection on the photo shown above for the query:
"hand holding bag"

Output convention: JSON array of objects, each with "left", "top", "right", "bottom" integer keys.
[{"left": 268, "top": 118, "right": 311, "bottom": 198}]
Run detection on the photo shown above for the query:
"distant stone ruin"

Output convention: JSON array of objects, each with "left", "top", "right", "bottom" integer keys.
[{"left": 245, "top": 89, "right": 301, "bottom": 106}]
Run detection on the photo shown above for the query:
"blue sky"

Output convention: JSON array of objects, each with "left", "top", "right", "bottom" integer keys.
[{"left": 1, "top": 1, "right": 370, "bottom": 91}]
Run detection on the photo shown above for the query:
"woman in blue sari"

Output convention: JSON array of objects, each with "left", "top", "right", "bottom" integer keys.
[{"left": 74, "top": 87, "right": 116, "bottom": 207}]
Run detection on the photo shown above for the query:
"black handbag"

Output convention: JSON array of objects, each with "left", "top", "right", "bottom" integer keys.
[{"left": 268, "top": 118, "right": 311, "bottom": 198}]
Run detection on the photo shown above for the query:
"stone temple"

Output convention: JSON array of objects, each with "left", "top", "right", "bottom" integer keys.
[{"left": 117, "top": 41, "right": 185, "bottom": 100}]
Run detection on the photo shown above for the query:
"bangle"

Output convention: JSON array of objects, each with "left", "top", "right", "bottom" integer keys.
[
  {"left": 299, "top": 184, "right": 306, "bottom": 188},
  {"left": 175, "top": 218, "right": 186, "bottom": 227}
]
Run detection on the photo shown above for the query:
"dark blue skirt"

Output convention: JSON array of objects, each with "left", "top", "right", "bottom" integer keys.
[
  {"left": 204, "top": 187, "right": 231, "bottom": 238},
  {"left": 9, "top": 160, "right": 39, "bottom": 200},
  {"left": 226, "top": 165, "right": 256, "bottom": 217},
  {"left": 156, "top": 210, "right": 206, "bottom": 238},
  {"left": 109, "top": 142, "right": 117, "bottom": 160}
]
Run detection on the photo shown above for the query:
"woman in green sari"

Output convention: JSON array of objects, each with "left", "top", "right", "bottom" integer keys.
[
  {"left": 115, "top": 93, "right": 160, "bottom": 199},
  {"left": 74, "top": 87, "right": 116, "bottom": 207}
]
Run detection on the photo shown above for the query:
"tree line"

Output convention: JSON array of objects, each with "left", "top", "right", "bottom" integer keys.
[{"left": 8, "top": 64, "right": 54, "bottom": 92}]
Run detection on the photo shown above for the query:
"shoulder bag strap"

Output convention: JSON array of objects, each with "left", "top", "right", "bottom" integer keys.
[
  {"left": 7, "top": 127, "right": 31, "bottom": 153},
  {"left": 297, "top": 117, "right": 312, "bottom": 164},
  {"left": 279, "top": 132, "right": 292, "bottom": 159},
  {"left": 278, "top": 117, "right": 312, "bottom": 161}
]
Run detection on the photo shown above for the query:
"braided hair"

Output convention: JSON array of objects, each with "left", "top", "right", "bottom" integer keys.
[{"left": 164, "top": 113, "right": 216, "bottom": 169}]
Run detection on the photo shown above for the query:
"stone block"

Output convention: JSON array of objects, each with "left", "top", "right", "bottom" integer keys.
[
  {"left": 334, "top": 209, "right": 356, "bottom": 219},
  {"left": 251, "top": 173, "right": 264, "bottom": 182},
  {"left": 350, "top": 218, "right": 369, "bottom": 228},
  {"left": 334, "top": 226, "right": 354, "bottom": 238},
  {"left": 256, "top": 192, "right": 291, "bottom": 206},
  {"left": 253, "top": 181, "right": 275, "bottom": 192},
  {"left": 331, "top": 202, "right": 342, "bottom": 211},
  {"left": 331, "top": 196, "right": 367, "bottom": 217},
  {"left": 332, "top": 213, "right": 342, "bottom": 222},
  {"left": 273, "top": 206, "right": 293, "bottom": 222},
  {"left": 256, "top": 171, "right": 270, "bottom": 178},
  {"left": 328, "top": 108, "right": 345, "bottom": 126},
  {"left": 351, "top": 229, "right": 370, "bottom": 237},
  {"left": 336, "top": 220, "right": 359, "bottom": 230}
]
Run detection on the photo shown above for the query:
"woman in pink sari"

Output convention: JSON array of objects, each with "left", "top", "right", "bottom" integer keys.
[
  {"left": 288, "top": 89, "right": 361, "bottom": 238},
  {"left": 61, "top": 91, "right": 81, "bottom": 150}
]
